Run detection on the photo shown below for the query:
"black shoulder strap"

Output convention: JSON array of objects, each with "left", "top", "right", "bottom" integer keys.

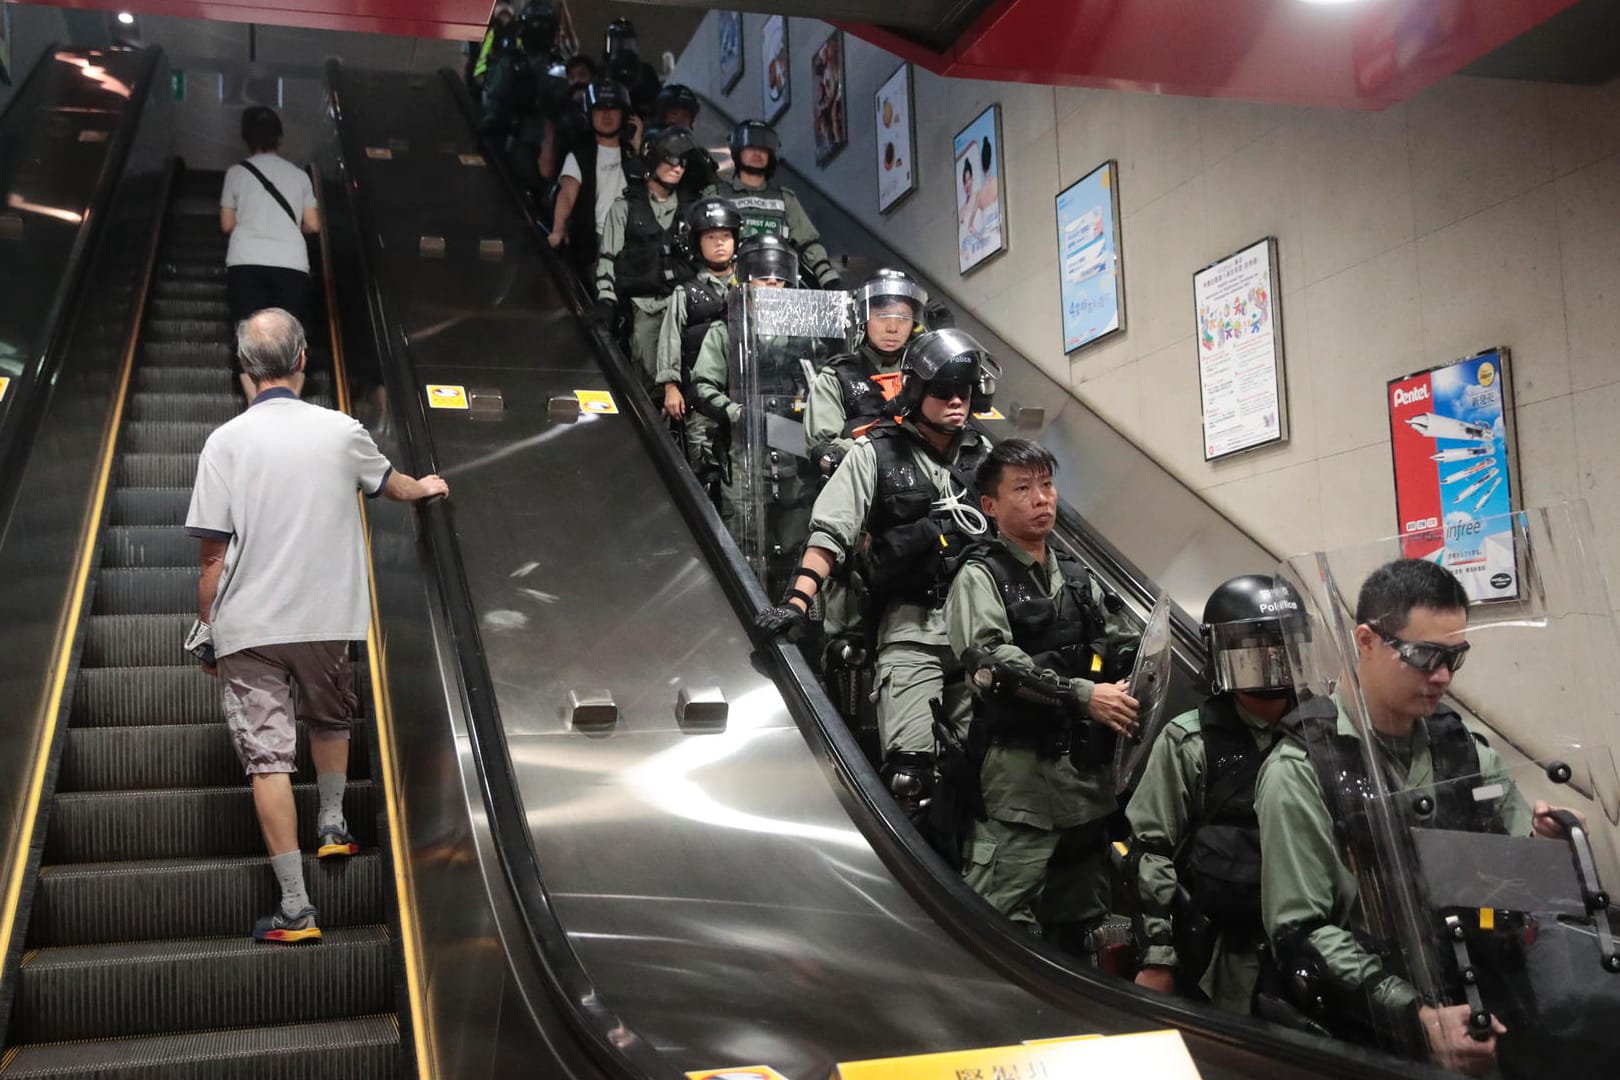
[{"left": 238, "top": 160, "right": 299, "bottom": 227}]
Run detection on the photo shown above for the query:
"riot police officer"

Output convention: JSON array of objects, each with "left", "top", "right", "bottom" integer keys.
[
  {"left": 653, "top": 84, "right": 718, "bottom": 197},
  {"left": 803, "top": 269, "right": 926, "bottom": 475},
  {"left": 658, "top": 197, "right": 739, "bottom": 487},
  {"left": 1123, "top": 575, "right": 1297, "bottom": 1010},
  {"left": 706, "top": 120, "right": 842, "bottom": 290},
  {"left": 1257, "top": 558, "right": 1589, "bottom": 1075},
  {"left": 552, "top": 79, "right": 641, "bottom": 267},
  {"left": 468, "top": 2, "right": 515, "bottom": 94},
  {"left": 756, "top": 330, "right": 1002, "bottom": 818},
  {"left": 595, "top": 125, "right": 698, "bottom": 385},
  {"left": 945, "top": 438, "right": 1139, "bottom": 955},
  {"left": 602, "top": 17, "right": 662, "bottom": 119}
]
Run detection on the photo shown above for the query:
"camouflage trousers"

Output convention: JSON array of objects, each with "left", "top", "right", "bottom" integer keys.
[{"left": 962, "top": 814, "right": 1111, "bottom": 941}]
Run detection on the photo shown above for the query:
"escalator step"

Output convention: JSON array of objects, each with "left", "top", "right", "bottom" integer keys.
[
  {"left": 129, "top": 391, "right": 238, "bottom": 424},
  {"left": 92, "top": 569, "right": 197, "bottom": 615},
  {"left": 45, "top": 781, "right": 377, "bottom": 862},
  {"left": 102, "top": 526, "right": 197, "bottom": 569},
  {"left": 158, "top": 262, "right": 226, "bottom": 283},
  {"left": 144, "top": 319, "right": 232, "bottom": 344},
  {"left": 10, "top": 926, "right": 391, "bottom": 1043},
  {"left": 150, "top": 298, "right": 230, "bottom": 322},
  {"left": 0, "top": 1015, "right": 399, "bottom": 1079},
  {"left": 61, "top": 720, "right": 374, "bottom": 791},
  {"left": 152, "top": 278, "right": 228, "bottom": 301},
  {"left": 29, "top": 851, "right": 384, "bottom": 946},
  {"left": 141, "top": 341, "right": 231, "bottom": 368},
  {"left": 83, "top": 614, "right": 192, "bottom": 666},
  {"left": 118, "top": 452, "right": 203, "bottom": 489},
  {"left": 71, "top": 666, "right": 217, "bottom": 726},
  {"left": 123, "top": 420, "right": 218, "bottom": 454},
  {"left": 109, "top": 489, "right": 191, "bottom": 527},
  {"left": 135, "top": 365, "right": 237, "bottom": 396}
]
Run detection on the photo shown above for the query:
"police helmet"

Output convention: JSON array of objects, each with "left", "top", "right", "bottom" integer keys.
[
  {"left": 604, "top": 17, "right": 638, "bottom": 59},
  {"left": 737, "top": 234, "right": 798, "bottom": 284},
  {"left": 517, "top": 1, "right": 557, "bottom": 53},
  {"left": 729, "top": 120, "right": 780, "bottom": 178},
  {"left": 642, "top": 125, "right": 696, "bottom": 172},
  {"left": 896, "top": 328, "right": 1000, "bottom": 417},
  {"left": 1202, "top": 575, "right": 1298, "bottom": 695},
  {"left": 856, "top": 269, "right": 928, "bottom": 342},
  {"left": 491, "top": 21, "right": 522, "bottom": 56},
  {"left": 688, "top": 196, "right": 742, "bottom": 239},
  {"left": 583, "top": 79, "right": 632, "bottom": 115},
  {"left": 655, "top": 83, "right": 701, "bottom": 125}
]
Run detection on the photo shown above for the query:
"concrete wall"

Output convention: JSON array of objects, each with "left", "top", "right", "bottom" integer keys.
[
  {"left": 0, "top": 3, "right": 69, "bottom": 115},
  {"left": 672, "top": 12, "right": 1620, "bottom": 618}
]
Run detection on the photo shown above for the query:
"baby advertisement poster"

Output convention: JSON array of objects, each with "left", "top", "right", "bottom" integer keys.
[{"left": 1386, "top": 348, "right": 1519, "bottom": 601}]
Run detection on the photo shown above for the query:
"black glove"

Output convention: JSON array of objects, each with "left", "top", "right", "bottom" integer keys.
[
  {"left": 754, "top": 603, "right": 809, "bottom": 642},
  {"left": 586, "top": 299, "right": 617, "bottom": 328},
  {"left": 819, "top": 272, "right": 846, "bottom": 291},
  {"left": 812, "top": 443, "right": 846, "bottom": 477}
]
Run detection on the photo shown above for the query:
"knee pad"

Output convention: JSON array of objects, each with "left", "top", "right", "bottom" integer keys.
[{"left": 881, "top": 750, "right": 936, "bottom": 815}]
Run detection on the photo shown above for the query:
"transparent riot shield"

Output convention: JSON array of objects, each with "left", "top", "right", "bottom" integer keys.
[
  {"left": 1273, "top": 503, "right": 1620, "bottom": 1077},
  {"left": 728, "top": 284, "right": 854, "bottom": 597},
  {"left": 1114, "top": 590, "right": 1175, "bottom": 795}
]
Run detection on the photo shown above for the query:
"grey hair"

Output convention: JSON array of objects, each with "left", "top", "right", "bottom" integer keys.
[{"left": 236, "top": 308, "right": 306, "bottom": 383}]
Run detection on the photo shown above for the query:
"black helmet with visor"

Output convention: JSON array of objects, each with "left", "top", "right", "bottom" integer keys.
[
  {"left": 1202, "top": 574, "right": 1299, "bottom": 695},
  {"left": 897, "top": 328, "right": 1000, "bottom": 418},
  {"left": 736, "top": 234, "right": 798, "bottom": 285}
]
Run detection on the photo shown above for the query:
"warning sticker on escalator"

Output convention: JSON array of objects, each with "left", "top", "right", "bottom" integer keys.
[
  {"left": 426, "top": 384, "right": 469, "bottom": 409},
  {"left": 972, "top": 406, "right": 1005, "bottom": 420},
  {"left": 686, "top": 1069, "right": 790, "bottom": 1080},
  {"left": 0, "top": 377, "right": 9, "bottom": 403},
  {"left": 574, "top": 389, "right": 619, "bottom": 415}
]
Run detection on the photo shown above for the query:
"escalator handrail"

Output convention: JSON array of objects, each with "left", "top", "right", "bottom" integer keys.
[
  {"left": 449, "top": 71, "right": 1446, "bottom": 1080},
  {"left": 0, "top": 46, "right": 164, "bottom": 536},
  {"left": 323, "top": 60, "right": 677, "bottom": 1080}
]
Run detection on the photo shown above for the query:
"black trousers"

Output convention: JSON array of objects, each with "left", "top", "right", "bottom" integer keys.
[{"left": 226, "top": 264, "right": 310, "bottom": 328}]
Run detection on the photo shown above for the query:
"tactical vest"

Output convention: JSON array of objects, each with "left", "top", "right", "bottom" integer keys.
[
  {"left": 568, "top": 137, "right": 633, "bottom": 253},
  {"left": 861, "top": 423, "right": 989, "bottom": 607},
  {"left": 827, "top": 349, "right": 904, "bottom": 436},
  {"left": 725, "top": 181, "right": 791, "bottom": 240},
  {"left": 1177, "top": 695, "right": 1275, "bottom": 943},
  {"left": 613, "top": 179, "right": 694, "bottom": 298},
  {"left": 968, "top": 541, "right": 1108, "bottom": 741},
  {"left": 678, "top": 277, "right": 729, "bottom": 379}
]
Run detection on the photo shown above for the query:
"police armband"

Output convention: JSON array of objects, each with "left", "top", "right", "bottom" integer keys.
[{"left": 961, "top": 648, "right": 1072, "bottom": 711}]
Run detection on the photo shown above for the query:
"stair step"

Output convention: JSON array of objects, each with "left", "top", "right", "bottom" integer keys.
[
  {"left": 0, "top": 1015, "right": 399, "bottom": 1079},
  {"left": 141, "top": 341, "right": 232, "bottom": 368},
  {"left": 157, "top": 262, "right": 226, "bottom": 282},
  {"left": 46, "top": 782, "right": 377, "bottom": 862},
  {"left": 128, "top": 391, "right": 238, "bottom": 424},
  {"left": 61, "top": 720, "right": 373, "bottom": 791},
  {"left": 29, "top": 851, "right": 384, "bottom": 946},
  {"left": 92, "top": 568, "right": 197, "bottom": 615},
  {"left": 83, "top": 614, "right": 193, "bottom": 666},
  {"left": 122, "top": 420, "right": 218, "bottom": 454},
  {"left": 151, "top": 278, "right": 228, "bottom": 301},
  {"left": 134, "top": 365, "right": 237, "bottom": 396},
  {"left": 100, "top": 527, "right": 199, "bottom": 570},
  {"left": 108, "top": 489, "right": 191, "bottom": 527},
  {"left": 117, "top": 452, "right": 204, "bottom": 489},
  {"left": 149, "top": 297, "right": 231, "bottom": 322},
  {"left": 10, "top": 927, "right": 392, "bottom": 1043},
  {"left": 71, "top": 666, "right": 217, "bottom": 727}
]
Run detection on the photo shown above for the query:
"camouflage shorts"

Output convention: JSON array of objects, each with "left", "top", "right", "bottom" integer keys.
[{"left": 217, "top": 641, "right": 356, "bottom": 775}]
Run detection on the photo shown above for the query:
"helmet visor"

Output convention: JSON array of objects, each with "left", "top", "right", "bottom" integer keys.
[
  {"left": 740, "top": 249, "right": 797, "bottom": 283},
  {"left": 1207, "top": 618, "right": 1294, "bottom": 693},
  {"left": 858, "top": 278, "right": 928, "bottom": 324},
  {"left": 736, "top": 125, "right": 780, "bottom": 154},
  {"left": 652, "top": 128, "right": 696, "bottom": 164}
]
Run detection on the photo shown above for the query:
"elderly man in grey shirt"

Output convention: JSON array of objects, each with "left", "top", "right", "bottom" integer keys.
[{"left": 185, "top": 308, "right": 447, "bottom": 943}]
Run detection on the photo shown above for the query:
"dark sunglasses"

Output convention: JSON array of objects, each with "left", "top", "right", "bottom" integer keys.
[{"left": 1371, "top": 625, "right": 1469, "bottom": 674}]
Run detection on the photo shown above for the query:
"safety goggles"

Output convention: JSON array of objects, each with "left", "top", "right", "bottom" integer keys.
[
  {"left": 925, "top": 381, "right": 972, "bottom": 401},
  {"left": 1371, "top": 625, "right": 1470, "bottom": 674}
]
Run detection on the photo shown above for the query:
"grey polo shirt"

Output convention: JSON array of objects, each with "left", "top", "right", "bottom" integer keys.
[
  {"left": 185, "top": 388, "right": 393, "bottom": 658},
  {"left": 220, "top": 153, "right": 316, "bottom": 272}
]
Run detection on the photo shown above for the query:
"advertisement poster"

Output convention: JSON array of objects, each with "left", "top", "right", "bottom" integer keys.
[
  {"left": 953, "top": 104, "right": 1006, "bottom": 274},
  {"left": 1194, "top": 238, "right": 1287, "bottom": 459},
  {"left": 1387, "top": 347, "right": 1519, "bottom": 602},
  {"left": 1055, "top": 161, "right": 1124, "bottom": 353},
  {"left": 760, "top": 15, "right": 789, "bottom": 123},
  {"left": 874, "top": 64, "right": 914, "bottom": 213},
  {"left": 718, "top": 12, "right": 743, "bottom": 95},
  {"left": 811, "top": 31, "right": 847, "bottom": 165}
]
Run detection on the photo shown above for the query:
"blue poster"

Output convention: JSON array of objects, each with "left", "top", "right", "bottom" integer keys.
[{"left": 1056, "top": 162, "right": 1122, "bottom": 353}]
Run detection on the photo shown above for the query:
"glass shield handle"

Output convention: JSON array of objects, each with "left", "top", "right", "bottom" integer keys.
[{"left": 1544, "top": 808, "right": 1620, "bottom": 973}]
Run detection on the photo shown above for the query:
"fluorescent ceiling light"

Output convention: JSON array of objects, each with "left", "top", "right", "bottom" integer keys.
[{"left": 116, "top": 12, "right": 136, "bottom": 24}]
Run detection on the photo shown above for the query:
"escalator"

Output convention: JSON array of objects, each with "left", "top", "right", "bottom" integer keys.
[{"left": 0, "top": 155, "right": 406, "bottom": 1076}]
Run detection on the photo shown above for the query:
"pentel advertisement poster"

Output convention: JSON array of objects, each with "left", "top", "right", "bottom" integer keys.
[
  {"left": 1386, "top": 347, "right": 1519, "bottom": 602},
  {"left": 1056, "top": 160, "right": 1123, "bottom": 353}
]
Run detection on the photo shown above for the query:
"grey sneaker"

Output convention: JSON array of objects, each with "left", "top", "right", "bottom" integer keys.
[{"left": 253, "top": 905, "right": 320, "bottom": 944}]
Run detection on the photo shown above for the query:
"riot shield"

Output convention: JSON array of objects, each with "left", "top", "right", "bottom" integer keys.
[
  {"left": 729, "top": 284, "right": 853, "bottom": 596},
  {"left": 1273, "top": 503, "right": 1620, "bottom": 1077},
  {"left": 1114, "top": 590, "right": 1175, "bottom": 796}
]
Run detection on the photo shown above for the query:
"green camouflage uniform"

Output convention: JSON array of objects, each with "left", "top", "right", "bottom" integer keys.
[
  {"left": 596, "top": 187, "right": 680, "bottom": 388},
  {"left": 945, "top": 535, "right": 1131, "bottom": 940},
  {"left": 658, "top": 267, "right": 735, "bottom": 471},
  {"left": 1126, "top": 701, "right": 1278, "bottom": 1013},
  {"left": 704, "top": 175, "right": 841, "bottom": 288}
]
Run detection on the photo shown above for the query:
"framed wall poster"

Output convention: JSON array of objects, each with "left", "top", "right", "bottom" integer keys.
[
  {"left": 875, "top": 63, "right": 915, "bottom": 213},
  {"left": 1055, "top": 160, "right": 1124, "bottom": 353},
  {"left": 953, "top": 104, "right": 1007, "bottom": 274},
  {"left": 718, "top": 11, "right": 743, "bottom": 95},
  {"left": 760, "top": 15, "right": 789, "bottom": 123},
  {"left": 1386, "top": 347, "right": 1521, "bottom": 602},
  {"left": 811, "top": 29, "right": 847, "bottom": 166},
  {"left": 1194, "top": 237, "right": 1286, "bottom": 459}
]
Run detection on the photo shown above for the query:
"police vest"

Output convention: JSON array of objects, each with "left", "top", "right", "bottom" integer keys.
[
  {"left": 613, "top": 178, "right": 694, "bottom": 298},
  {"left": 1176, "top": 695, "right": 1277, "bottom": 944},
  {"left": 726, "top": 181, "right": 792, "bottom": 240},
  {"left": 678, "top": 277, "right": 729, "bottom": 379},
  {"left": 568, "top": 137, "right": 634, "bottom": 251},
  {"left": 826, "top": 349, "right": 904, "bottom": 436},
  {"left": 861, "top": 423, "right": 989, "bottom": 606}
]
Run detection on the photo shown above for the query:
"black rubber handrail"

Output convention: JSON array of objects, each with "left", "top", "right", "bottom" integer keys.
[
  {"left": 0, "top": 46, "right": 163, "bottom": 545},
  {"left": 444, "top": 69, "right": 1448, "bottom": 1080},
  {"left": 324, "top": 60, "right": 676, "bottom": 1080}
]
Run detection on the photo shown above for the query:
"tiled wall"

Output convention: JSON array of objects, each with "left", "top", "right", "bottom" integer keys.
[{"left": 673, "top": 13, "right": 1620, "bottom": 617}]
